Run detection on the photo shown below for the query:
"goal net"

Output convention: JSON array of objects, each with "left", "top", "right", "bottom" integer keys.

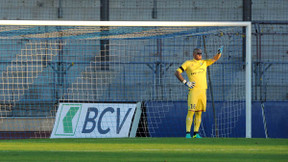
[{"left": 0, "top": 21, "right": 251, "bottom": 139}]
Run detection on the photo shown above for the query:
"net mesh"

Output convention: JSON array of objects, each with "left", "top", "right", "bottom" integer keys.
[{"left": 0, "top": 24, "right": 247, "bottom": 138}]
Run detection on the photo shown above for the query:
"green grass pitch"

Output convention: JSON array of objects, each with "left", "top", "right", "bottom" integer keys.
[{"left": 0, "top": 138, "right": 287, "bottom": 161}]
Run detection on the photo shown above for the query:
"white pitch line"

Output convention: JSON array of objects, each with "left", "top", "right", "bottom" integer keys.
[{"left": 38, "top": 148, "right": 277, "bottom": 153}]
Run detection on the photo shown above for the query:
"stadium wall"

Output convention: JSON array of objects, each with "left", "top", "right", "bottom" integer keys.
[
  {"left": 0, "top": 101, "right": 286, "bottom": 139},
  {"left": 144, "top": 101, "right": 288, "bottom": 138}
]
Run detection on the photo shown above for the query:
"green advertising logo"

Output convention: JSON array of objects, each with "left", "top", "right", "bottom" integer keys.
[
  {"left": 55, "top": 104, "right": 82, "bottom": 136},
  {"left": 62, "top": 107, "right": 79, "bottom": 133}
]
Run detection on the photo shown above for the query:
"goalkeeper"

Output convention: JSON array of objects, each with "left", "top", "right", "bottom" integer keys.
[{"left": 175, "top": 47, "right": 223, "bottom": 138}]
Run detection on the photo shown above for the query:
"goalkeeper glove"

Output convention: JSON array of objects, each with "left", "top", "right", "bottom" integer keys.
[
  {"left": 217, "top": 46, "right": 223, "bottom": 54},
  {"left": 183, "top": 80, "right": 195, "bottom": 89}
]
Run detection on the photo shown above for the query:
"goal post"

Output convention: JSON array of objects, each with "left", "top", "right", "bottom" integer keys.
[
  {"left": 245, "top": 23, "right": 252, "bottom": 138},
  {"left": 0, "top": 20, "right": 251, "bottom": 139}
]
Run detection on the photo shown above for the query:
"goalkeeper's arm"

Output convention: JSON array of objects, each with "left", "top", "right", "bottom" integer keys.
[{"left": 175, "top": 70, "right": 195, "bottom": 89}]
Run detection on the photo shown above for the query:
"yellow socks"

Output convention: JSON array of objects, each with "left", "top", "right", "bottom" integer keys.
[
  {"left": 194, "top": 111, "right": 202, "bottom": 132},
  {"left": 186, "top": 110, "right": 194, "bottom": 133}
]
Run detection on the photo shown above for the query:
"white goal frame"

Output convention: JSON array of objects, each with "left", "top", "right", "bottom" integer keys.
[{"left": 0, "top": 20, "right": 252, "bottom": 138}]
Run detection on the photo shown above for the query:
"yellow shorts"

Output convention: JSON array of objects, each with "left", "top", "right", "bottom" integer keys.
[{"left": 187, "top": 89, "right": 207, "bottom": 112}]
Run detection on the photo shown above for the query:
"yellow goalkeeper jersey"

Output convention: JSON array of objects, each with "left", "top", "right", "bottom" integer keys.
[{"left": 177, "top": 59, "right": 215, "bottom": 90}]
